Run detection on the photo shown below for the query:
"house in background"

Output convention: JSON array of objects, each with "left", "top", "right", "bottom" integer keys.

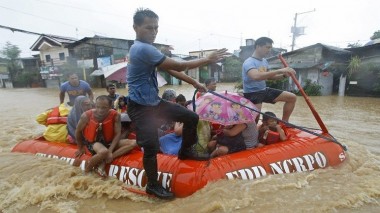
[
  {"left": 15, "top": 56, "right": 42, "bottom": 87},
  {"left": 30, "top": 34, "right": 78, "bottom": 88},
  {"left": 30, "top": 34, "right": 77, "bottom": 67},
  {"left": 68, "top": 35, "right": 132, "bottom": 87},
  {"left": 29, "top": 34, "right": 174, "bottom": 88},
  {"left": 68, "top": 35, "right": 132, "bottom": 70},
  {"left": 345, "top": 43, "right": 380, "bottom": 97},
  {"left": 268, "top": 43, "right": 351, "bottom": 95},
  {"left": 0, "top": 56, "right": 41, "bottom": 88},
  {"left": 69, "top": 35, "right": 173, "bottom": 87},
  {"left": 189, "top": 49, "right": 223, "bottom": 83},
  {"left": 0, "top": 57, "right": 12, "bottom": 88},
  {"left": 159, "top": 54, "right": 198, "bottom": 85}
]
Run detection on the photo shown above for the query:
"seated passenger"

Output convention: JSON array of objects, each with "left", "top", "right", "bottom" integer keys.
[
  {"left": 243, "top": 122, "right": 259, "bottom": 149},
  {"left": 114, "top": 95, "right": 128, "bottom": 113},
  {"left": 75, "top": 95, "right": 136, "bottom": 178},
  {"left": 258, "top": 112, "right": 287, "bottom": 146},
  {"left": 207, "top": 124, "right": 247, "bottom": 158},
  {"left": 175, "top": 94, "right": 187, "bottom": 107},
  {"left": 67, "top": 96, "right": 93, "bottom": 144},
  {"left": 36, "top": 103, "right": 70, "bottom": 143}
]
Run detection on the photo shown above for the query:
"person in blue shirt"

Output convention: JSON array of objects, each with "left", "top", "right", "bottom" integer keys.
[
  {"left": 242, "top": 37, "right": 297, "bottom": 122},
  {"left": 127, "top": 8, "right": 228, "bottom": 199},
  {"left": 59, "top": 73, "right": 94, "bottom": 106}
]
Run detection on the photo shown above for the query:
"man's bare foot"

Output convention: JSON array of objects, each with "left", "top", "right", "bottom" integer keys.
[
  {"left": 94, "top": 167, "right": 107, "bottom": 179},
  {"left": 73, "top": 158, "right": 82, "bottom": 167},
  {"left": 84, "top": 160, "right": 93, "bottom": 173}
]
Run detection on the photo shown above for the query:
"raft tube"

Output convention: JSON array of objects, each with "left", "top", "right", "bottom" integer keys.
[{"left": 11, "top": 127, "right": 346, "bottom": 198}]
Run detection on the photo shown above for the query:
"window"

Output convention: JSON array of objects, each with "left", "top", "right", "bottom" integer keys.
[
  {"left": 59, "top": 52, "right": 65, "bottom": 61},
  {"left": 45, "top": 55, "right": 51, "bottom": 62}
]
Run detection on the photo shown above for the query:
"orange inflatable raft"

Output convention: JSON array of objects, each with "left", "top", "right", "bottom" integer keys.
[{"left": 12, "top": 127, "right": 346, "bottom": 198}]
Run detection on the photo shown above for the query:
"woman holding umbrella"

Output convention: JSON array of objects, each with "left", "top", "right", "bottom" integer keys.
[{"left": 193, "top": 91, "right": 260, "bottom": 157}]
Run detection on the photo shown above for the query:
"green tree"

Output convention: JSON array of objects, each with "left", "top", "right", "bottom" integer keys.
[
  {"left": 0, "top": 41, "right": 22, "bottom": 81},
  {"left": 293, "top": 79, "right": 322, "bottom": 96},
  {"left": 347, "top": 56, "right": 361, "bottom": 78},
  {"left": 222, "top": 56, "right": 242, "bottom": 82},
  {"left": 370, "top": 30, "right": 380, "bottom": 40}
]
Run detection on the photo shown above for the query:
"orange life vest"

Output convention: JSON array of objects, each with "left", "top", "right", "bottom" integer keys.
[
  {"left": 46, "top": 107, "right": 67, "bottom": 125},
  {"left": 260, "top": 130, "right": 280, "bottom": 145},
  {"left": 83, "top": 109, "right": 117, "bottom": 144}
]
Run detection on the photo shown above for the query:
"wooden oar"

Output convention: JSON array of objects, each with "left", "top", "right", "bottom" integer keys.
[
  {"left": 278, "top": 54, "right": 329, "bottom": 134},
  {"left": 122, "top": 185, "right": 155, "bottom": 198}
]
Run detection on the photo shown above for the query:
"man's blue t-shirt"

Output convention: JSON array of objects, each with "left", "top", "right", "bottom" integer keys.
[
  {"left": 60, "top": 80, "right": 92, "bottom": 105},
  {"left": 127, "top": 40, "right": 166, "bottom": 106},
  {"left": 242, "top": 57, "right": 268, "bottom": 93}
]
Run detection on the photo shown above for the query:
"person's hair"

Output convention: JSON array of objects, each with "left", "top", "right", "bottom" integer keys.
[
  {"left": 262, "top": 111, "right": 277, "bottom": 122},
  {"left": 133, "top": 8, "right": 159, "bottom": 26},
  {"left": 254, "top": 37, "right": 273, "bottom": 49},
  {"left": 96, "top": 95, "right": 112, "bottom": 106},
  {"left": 67, "top": 72, "right": 78, "bottom": 78},
  {"left": 162, "top": 89, "right": 176, "bottom": 101},
  {"left": 205, "top": 78, "right": 216, "bottom": 86},
  {"left": 106, "top": 83, "right": 116, "bottom": 90},
  {"left": 118, "top": 96, "right": 126, "bottom": 104},
  {"left": 176, "top": 94, "right": 186, "bottom": 103}
]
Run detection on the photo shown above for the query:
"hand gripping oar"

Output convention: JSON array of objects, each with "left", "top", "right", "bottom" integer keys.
[{"left": 278, "top": 54, "right": 329, "bottom": 134}]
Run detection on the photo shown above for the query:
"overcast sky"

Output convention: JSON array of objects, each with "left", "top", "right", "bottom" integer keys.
[{"left": 1, "top": 0, "right": 379, "bottom": 57}]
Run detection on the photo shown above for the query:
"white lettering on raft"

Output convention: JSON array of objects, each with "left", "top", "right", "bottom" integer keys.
[
  {"left": 226, "top": 152, "right": 328, "bottom": 180},
  {"left": 35, "top": 153, "right": 173, "bottom": 190}
]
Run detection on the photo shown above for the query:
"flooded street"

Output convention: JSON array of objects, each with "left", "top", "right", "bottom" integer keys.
[{"left": 1, "top": 83, "right": 380, "bottom": 213}]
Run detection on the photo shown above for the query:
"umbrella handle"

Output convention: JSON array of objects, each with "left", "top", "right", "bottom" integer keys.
[
  {"left": 192, "top": 89, "right": 198, "bottom": 112},
  {"left": 278, "top": 54, "right": 329, "bottom": 134}
]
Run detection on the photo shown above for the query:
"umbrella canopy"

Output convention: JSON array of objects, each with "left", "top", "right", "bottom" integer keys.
[
  {"left": 106, "top": 67, "right": 127, "bottom": 83},
  {"left": 90, "top": 62, "right": 128, "bottom": 83},
  {"left": 189, "top": 91, "right": 259, "bottom": 126}
]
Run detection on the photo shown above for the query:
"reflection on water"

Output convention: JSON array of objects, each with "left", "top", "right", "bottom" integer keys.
[{"left": 0, "top": 84, "right": 380, "bottom": 212}]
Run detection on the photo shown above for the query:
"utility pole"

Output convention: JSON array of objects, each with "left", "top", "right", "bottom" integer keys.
[{"left": 291, "top": 9, "right": 316, "bottom": 51}]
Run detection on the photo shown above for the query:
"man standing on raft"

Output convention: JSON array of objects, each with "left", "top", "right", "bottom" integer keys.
[{"left": 127, "top": 8, "right": 228, "bottom": 199}]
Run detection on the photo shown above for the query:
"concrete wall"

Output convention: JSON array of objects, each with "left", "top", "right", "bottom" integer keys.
[{"left": 319, "top": 72, "right": 333, "bottom": 95}]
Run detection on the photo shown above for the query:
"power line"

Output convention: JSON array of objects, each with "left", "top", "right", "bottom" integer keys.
[
  {"left": 0, "top": 5, "right": 106, "bottom": 36},
  {"left": 1, "top": 2, "right": 241, "bottom": 51},
  {"left": 35, "top": 0, "right": 241, "bottom": 42},
  {"left": 35, "top": 0, "right": 129, "bottom": 19}
]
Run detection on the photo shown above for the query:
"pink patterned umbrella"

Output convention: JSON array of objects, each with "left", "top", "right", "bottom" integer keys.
[{"left": 189, "top": 91, "right": 259, "bottom": 125}]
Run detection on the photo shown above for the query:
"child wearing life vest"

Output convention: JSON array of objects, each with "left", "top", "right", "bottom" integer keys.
[{"left": 258, "top": 111, "right": 287, "bottom": 146}]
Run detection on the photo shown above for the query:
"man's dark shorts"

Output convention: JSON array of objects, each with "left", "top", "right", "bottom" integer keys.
[
  {"left": 244, "top": 88, "right": 283, "bottom": 104},
  {"left": 86, "top": 140, "right": 110, "bottom": 156}
]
